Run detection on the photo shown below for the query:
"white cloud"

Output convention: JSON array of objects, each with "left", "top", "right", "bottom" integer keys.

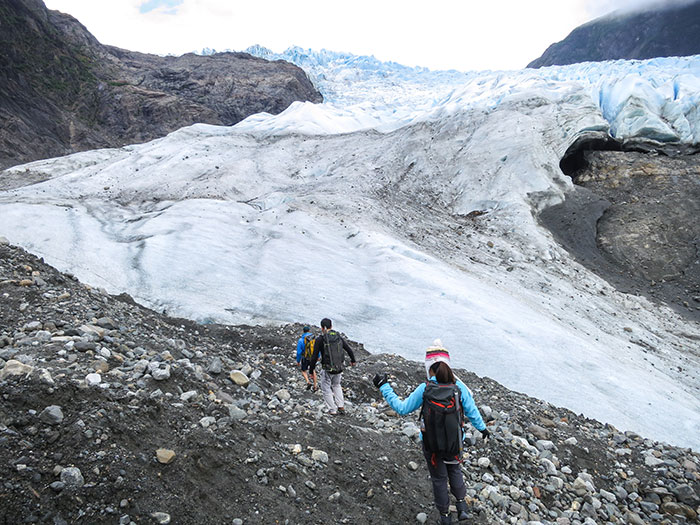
[{"left": 41, "top": 0, "right": 682, "bottom": 71}]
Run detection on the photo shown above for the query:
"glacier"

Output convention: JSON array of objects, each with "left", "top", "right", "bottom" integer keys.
[{"left": 1, "top": 49, "right": 699, "bottom": 449}]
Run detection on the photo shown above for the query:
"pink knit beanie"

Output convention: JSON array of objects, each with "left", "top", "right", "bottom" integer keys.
[{"left": 424, "top": 339, "right": 451, "bottom": 379}]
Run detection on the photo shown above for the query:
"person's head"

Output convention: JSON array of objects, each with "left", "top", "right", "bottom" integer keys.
[
  {"left": 429, "top": 361, "right": 455, "bottom": 384},
  {"left": 424, "top": 339, "right": 452, "bottom": 380},
  {"left": 303, "top": 325, "right": 311, "bottom": 333},
  {"left": 320, "top": 318, "right": 332, "bottom": 332}
]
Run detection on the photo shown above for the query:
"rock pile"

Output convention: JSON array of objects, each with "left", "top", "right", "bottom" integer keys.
[{"left": 1, "top": 241, "right": 698, "bottom": 524}]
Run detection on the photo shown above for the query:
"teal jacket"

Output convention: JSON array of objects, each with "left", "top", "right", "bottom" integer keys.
[{"left": 379, "top": 377, "right": 486, "bottom": 432}]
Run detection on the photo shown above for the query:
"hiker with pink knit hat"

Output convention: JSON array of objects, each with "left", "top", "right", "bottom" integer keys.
[{"left": 372, "top": 339, "right": 489, "bottom": 525}]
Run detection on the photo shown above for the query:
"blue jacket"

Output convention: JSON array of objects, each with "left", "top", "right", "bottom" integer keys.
[
  {"left": 379, "top": 377, "right": 486, "bottom": 433},
  {"left": 296, "top": 332, "right": 313, "bottom": 363}
]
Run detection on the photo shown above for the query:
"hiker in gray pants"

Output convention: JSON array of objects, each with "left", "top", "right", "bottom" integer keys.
[{"left": 311, "top": 318, "right": 356, "bottom": 415}]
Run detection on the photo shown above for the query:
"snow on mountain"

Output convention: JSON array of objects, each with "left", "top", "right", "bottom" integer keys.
[{"left": 1, "top": 51, "right": 699, "bottom": 449}]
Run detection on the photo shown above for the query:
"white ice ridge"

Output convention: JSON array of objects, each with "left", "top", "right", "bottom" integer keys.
[
  {"left": 242, "top": 46, "right": 700, "bottom": 143},
  {"left": 2, "top": 51, "right": 700, "bottom": 450}
]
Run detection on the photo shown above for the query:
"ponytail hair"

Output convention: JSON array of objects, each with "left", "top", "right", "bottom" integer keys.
[{"left": 430, "top": 361, "right": 455, "bottom": 384}]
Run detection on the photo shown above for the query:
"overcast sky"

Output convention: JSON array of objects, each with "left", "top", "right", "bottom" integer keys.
[{"left": 43, "top": 0, "right": 683, "bottom": 71}]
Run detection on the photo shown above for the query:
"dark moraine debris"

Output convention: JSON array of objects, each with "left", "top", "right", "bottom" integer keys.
[{"left": 540, "top": 141, "right": 700, "bottom": 322}]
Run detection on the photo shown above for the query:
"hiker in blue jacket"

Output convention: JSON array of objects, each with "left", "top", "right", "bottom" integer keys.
[
  {"left": 296, "top": 325, "right": 317, "bottom": 391},
  {"left": 373, "top": 340, "right": 490, "bottom": 525}
]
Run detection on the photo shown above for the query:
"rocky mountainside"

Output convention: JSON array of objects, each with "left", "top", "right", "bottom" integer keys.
[
  {"left": 528, "top": 1, "right": 700, "bottom": 68},
  {"left": 541, "top": 146, "right": 700, "bottom": 323},
  {"left": 0, "top": 0, "right": 322, "bottom": 170},
  {"left": 1, "top": 240, "right": 699, "bottom": 524}
]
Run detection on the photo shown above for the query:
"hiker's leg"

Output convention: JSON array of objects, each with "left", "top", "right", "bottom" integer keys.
[
  {"left": 446, "top": 462, "right": 467, "bottom": 500},
  {"left": 319, "top": 370, "right": 337, "bottom": 412},
  {"left": 331, "top": 372, "right": 344, "bottom": 409},
  {"left": 423, "top": 446, "right": 450, "bottom": 514},
  {"left": 311, "top": 368, "right": 318, "bottom": 388},
  {"left": 300, "top": 359, "right": 311, "bottom": 384}
]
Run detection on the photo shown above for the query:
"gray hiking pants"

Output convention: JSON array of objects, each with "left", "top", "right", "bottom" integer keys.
[
  {"left": 320, "top": 369, "right": 344, "bottom": 412},
  {"left": 423, "top": 444, "right": 467, "bottom": 514}
]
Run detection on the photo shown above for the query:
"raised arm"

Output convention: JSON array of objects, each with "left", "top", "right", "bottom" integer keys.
[{"left": 379, "top": 381, "right": 426, "bottom": 416}]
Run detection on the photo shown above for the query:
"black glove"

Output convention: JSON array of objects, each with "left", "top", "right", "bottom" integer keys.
[
  {"left": 372, "top": 373, "right": 388, "bottom": 388},
  {"left": 481, "top": 428, "right": 491, "bottom": 441}
]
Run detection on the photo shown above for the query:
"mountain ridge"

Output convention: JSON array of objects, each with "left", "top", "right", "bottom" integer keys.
[
  {"left": 0, "top": 0, "right": 322, "bottom": 170},
  {"left": 528, "top": 1, "right": 700, "bottom": 68}
]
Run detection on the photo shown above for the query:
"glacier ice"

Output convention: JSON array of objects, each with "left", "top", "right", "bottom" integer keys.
[{"left": 1, "top": 50, "right": 699, "bottom": 450}]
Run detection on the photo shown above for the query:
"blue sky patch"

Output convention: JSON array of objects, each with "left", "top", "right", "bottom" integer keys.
[{"left": 139, "top": 0, "right": 183, "bottom": 14}]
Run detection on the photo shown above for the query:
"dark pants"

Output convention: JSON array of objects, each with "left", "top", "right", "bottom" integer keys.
[{"left": 422, "top": 444, "right": 467, "bottom": 514}]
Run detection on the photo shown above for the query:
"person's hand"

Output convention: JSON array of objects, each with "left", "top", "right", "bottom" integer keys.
[
  {"left": 481, "top": 428, "right": 491, "bottom": 442},
  {"left": 351, "top": 361, "right": 357, "bottom": 367},
  {"left": 372, "top": 373, "right": 388, "bottom": 388}
]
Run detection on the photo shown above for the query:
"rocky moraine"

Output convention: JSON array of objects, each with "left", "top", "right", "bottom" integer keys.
[{"left": 0, "top": 239, "right": 699, "bottom": 524}]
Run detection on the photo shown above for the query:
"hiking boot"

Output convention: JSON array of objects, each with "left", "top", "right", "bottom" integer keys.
[
  {"left": 437, "top": 513, "right": 452, "bottom": 525},
  {"left": 305, "top": 383, "right": 312, "bottom": 390},
  {"left": 329, "top": 410, "right": 338, "bottom": 415},
  {"left": 337, "top": 407, "right": 345, "bottom": 415},
  {"left": 455, "top": 500, "right": 470, "bottom": 522}
]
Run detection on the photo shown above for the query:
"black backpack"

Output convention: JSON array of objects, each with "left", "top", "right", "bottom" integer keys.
[
  {"left": 420, "top": 382, "right": 464, "bottom": 461},
  {"left": 322, "top": 330, "right": 344, "bottom": 373}
]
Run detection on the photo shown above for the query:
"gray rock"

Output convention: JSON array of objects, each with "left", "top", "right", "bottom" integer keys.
[
  {"left": 34, "top": 330, "right": 52, "bottom": 341},
  {"left": 150, "top": 512, "right": 171, "bottom": 524},
  {"left": 229, "top": 370, "right": 250, "bottom": 387},
  {"left": 23, "top": 321, "right": 42, "bottom": 331},
  {"left": 536, "top": 439, "right": 556, "bottom": 451},
  {"left": 151, "top": 364, "right": 171, "bottom": 381},
  {"left": 85, "top": 373, "right": 102, "bottom": 386},
  {"left": 311, "top": 449, "right": 329, "bottom": 463},
  {"left": 625, "top": 511, "right": 646, "bottom": 525},
  {"left": 528, "top": 424, "right": 550, "bottom": 440},
  {"left": 477, "top": 457, "right": 491, "bottom": 468},
  {"left": 37, "top": 368, "right": 54, "bottom": 385},
  {"left": 199, "top": 416, "right": 216, "bottom": 428},
  {"left": 206, "top": 357, "right": 223, "bottom": 375},
  {"left": 402, "top": 422, "right": 420, "bottom": 439},
  {"left": 180, "top": 390, "right": 198, "bottom": 402},
  {"left": 0, "top": 359, "right": 34, "bottom": 380},
  {"left": 74, "top": 341, "right": 98, "bottom": 352},
  {"left": 671, "top": 483, "right": 699, "bottom": 506},
  {"left": 275, "top": 389, "right": 291, "bottom": 401},
  {"left": 96, "top": 317, "right": 118, "bottom": 329},
  {"left": 39, "top": 405, "right": 64, "bottom": 425},
  {"left": 227, "top": 405, "right": 247, "bottom": 421},
  {"left": 573, "top": 476, "right": 591, "bottom": 496},
  {"left": 600, "top": 488, "right": 616, "bottom": 502},
  {"left": 644, "top": 454, "right": 664, "bottom": 467},
  {"left": 60, "top": 467, "right": 85, "bottom": 488}
]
